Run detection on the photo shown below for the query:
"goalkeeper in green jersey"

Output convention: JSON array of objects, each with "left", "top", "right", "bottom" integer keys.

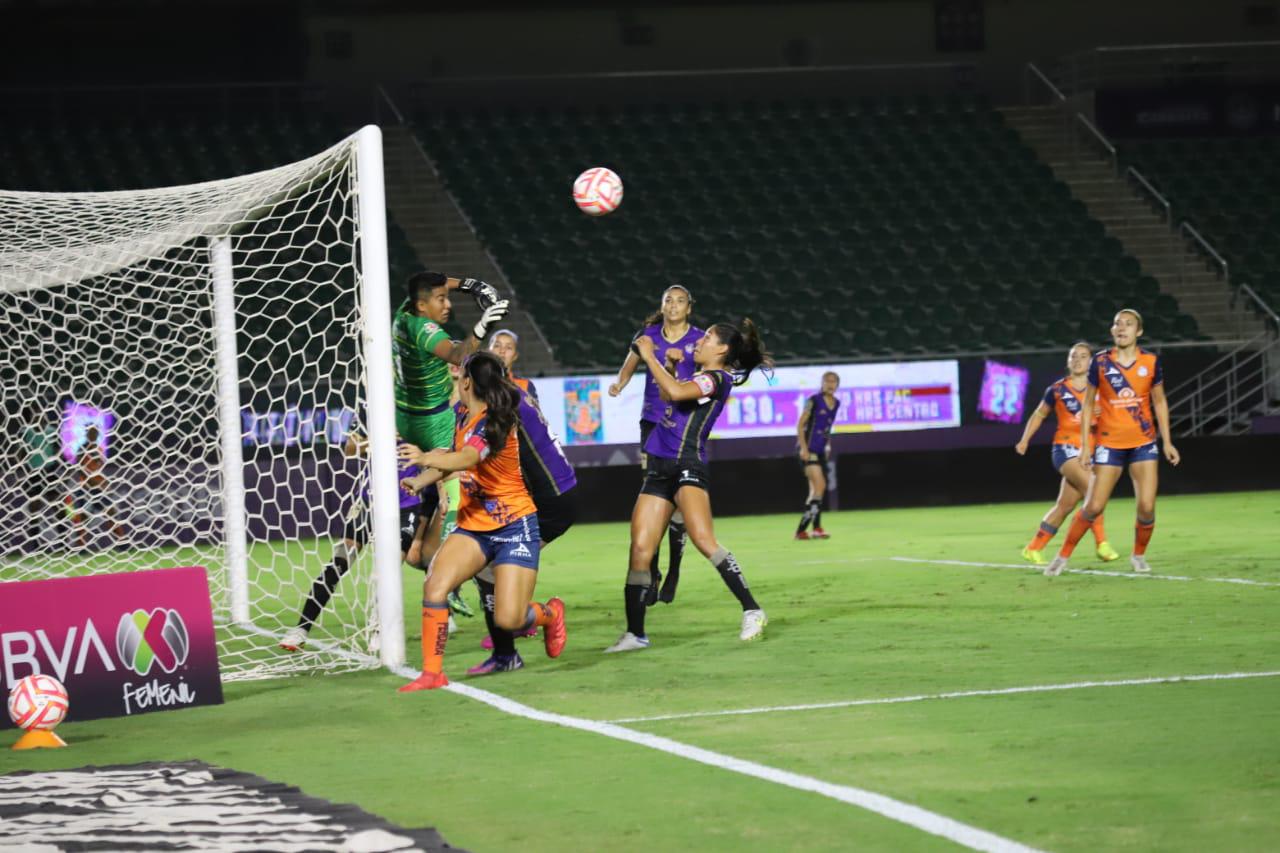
[{"left": 393, "top": 270, "right": 508, "bottom": 552}]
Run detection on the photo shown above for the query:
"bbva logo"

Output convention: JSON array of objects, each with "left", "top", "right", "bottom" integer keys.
[{"left": 116, "top": 609, "right": 190, "bottom": 676}]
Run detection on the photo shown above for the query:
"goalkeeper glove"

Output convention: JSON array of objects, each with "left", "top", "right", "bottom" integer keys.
[
  {"left": 458, "top": 277, "right": 501, "bottom": 310},
  {"left": 473, "top": 300, "right": 510, "bottom": 341}
]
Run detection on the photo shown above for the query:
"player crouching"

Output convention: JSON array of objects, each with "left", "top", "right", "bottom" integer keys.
[{"left": 397, "top": 352, "right": 566, "bottom": 691}]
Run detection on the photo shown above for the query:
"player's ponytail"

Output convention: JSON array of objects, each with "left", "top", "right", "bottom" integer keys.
[
  {"left": 712, "top": 318, "right": 774, "bottom": 387},
  {"left": 464, "top": 351, "right": 520, "bottom": 449}
]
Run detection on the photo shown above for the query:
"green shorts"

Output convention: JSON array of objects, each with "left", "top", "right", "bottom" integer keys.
[{"left": 396, "top": 407, "right": 455, "bottom": 452}]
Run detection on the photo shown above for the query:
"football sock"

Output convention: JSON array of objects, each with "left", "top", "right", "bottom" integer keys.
[
  {"left": 1028, "top": 522, "right": 1057, "bottom": 552},
  {"left": 710, "top": 546, "right": 759, "bottom": 611},
  {"left": 474, "top": 577, "right": 515, "bottom": 657},
  {"left": 659, "top": 520, "right": 685, "bottom": 603},
  {"left": 1134, "top": 516, "right": 1155, "bottom": 556},
  {"left": 298, "top": 556, "right": 349, "bottom": 631},
  {"left": 814, "top": 503, "right": 824, "bottom": 530},
  {"left": 625, "top": 570, "right": 650, "bottom": 637},
  {"left": 1058, "top": 510, "right": 1096, "bottom": 558},
  {"left": 420, "top": 601, "right": 451, "bottom": 675},
  {"left": 517, "top": 601, "right": 556, "bottom": 634},
  {"left": 796, "top": 500, "right": 819, "bottom": 533},
  {"left": 1092, "top": 512, "right": 1108, "bottom": 544}
]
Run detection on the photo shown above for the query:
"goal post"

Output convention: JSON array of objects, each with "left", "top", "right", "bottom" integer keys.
[{"left": 0, "top": 125, "right": 405, "bottom": 680}]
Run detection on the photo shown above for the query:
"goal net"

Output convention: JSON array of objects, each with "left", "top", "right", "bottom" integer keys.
[{"left": 0, "top": 126, "right": 405, "bottom": 681}]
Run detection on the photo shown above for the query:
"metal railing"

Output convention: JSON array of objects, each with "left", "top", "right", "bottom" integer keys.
[
  {"left": 1180, "top": 222, "right": 1230, "bottom": 285},
  {"left": 1024, "top": 62, "right": 1066, "bottom": 104},
  {"left": 375, "top": 85, "right": 558, "bottom": 366},
  {"left": 1126, "top": 167, "right": 1172, "bottom": 226},
  {"left": 1074, "top": 113, "right": 1118, "bottom": 174},
  {"left": 1168, "top": 284, "right": 1280, "bottom": 436}
]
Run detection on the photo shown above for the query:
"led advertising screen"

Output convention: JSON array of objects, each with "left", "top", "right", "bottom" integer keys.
[
  {"left": 531, "top": 359, "right": 961, "bottom": 446},
  {"left": 977, "top": 360, "right": 1030, "bottom": 424}
]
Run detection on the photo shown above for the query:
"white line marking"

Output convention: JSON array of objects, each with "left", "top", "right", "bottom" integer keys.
[
  {"left": 890, "top": 556, "right": 1280, "bottom": 587},
  {"left": 389, "top": 665, "right": 1042, "bottom": 853},
  {"left": 607, "top": 670, "right": 1280, "bottom": 724},
  {"left": 239, "top": 622, "right": 1039, "bottom": 849}
]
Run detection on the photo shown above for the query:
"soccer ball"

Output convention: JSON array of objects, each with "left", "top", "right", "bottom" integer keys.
[
  {"left": 573, "top": 167, "right": 624, "bottom": 216},
  {"left": 7, "top": 674, "right": 69, "bottom": 731}
]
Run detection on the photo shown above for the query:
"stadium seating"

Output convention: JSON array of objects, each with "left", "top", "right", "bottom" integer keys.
[
  {"left": 1121, "top": 136, "right": 1280, "bottom": 312},
  {"left": 417, "top": 96, "right": 1202, "bottom": 366}
]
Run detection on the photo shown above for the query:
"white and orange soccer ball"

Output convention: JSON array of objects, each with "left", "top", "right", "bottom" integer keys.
[
  {"left": 573, "top": 167, "right": 624, "bottom": 216},
  {"left": 7, "top": 674, "right": 69, "bottom": 731}
]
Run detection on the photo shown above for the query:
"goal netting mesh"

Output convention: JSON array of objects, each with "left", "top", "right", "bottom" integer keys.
[{"left": 0, "top": 129, "right": 399, "bottom": 681}]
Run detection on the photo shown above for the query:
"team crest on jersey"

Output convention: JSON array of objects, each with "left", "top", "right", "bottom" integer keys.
[{"left": 1137, "top": 366, "right": 1149, "bottom": 377}]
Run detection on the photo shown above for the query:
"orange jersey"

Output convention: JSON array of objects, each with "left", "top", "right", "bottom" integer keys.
[
  {"left": 1041, "top": 379, "right": 1094, "bottom": 447},
  {"left": 1088, "top": 347, "right": 1163, "bottom": 449},
  {"left": 511, "top": 376, "right": 539, "bottom": 402},
  {"left": 454, "top": 409, "right": 537, "bottom": 532}
]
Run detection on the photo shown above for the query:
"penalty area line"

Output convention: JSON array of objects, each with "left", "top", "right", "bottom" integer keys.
[
  {"left": 387, "top": 664, "right": 1042, "bottom": 853},
  {"left": 890, "top": 556, "right": 1280, "bottom": 587},
  {"left": 238, "top": 622, "right": 1038, "bottom": 848},
  {"left": 608, "top": 670, "right": 1280, "bottom": 724}
]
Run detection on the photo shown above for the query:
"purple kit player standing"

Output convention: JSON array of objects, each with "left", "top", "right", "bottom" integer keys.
[
  {"left": 281, "top": 430, "right": 435, "bottom": 651},
  {"left": 795, "top": 371, "right": 840, "bottom": 540},
  {"left": 605, "top": 319, "right": 774, "bottom": 652},
  {"left": 609, "top": 284, "right": 703, "bottom": 604}
]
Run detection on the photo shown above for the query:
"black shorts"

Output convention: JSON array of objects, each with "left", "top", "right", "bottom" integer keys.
[
  {"left": 533, "top": 488, "right": 578, "bottom": 544},
  {"left": 802, "top": 450, "right": 827, "bottom": 469},
  {"left": 345, "top": 500, "right": 428, "bottom": 553},
  {"left": 639, "top": 419, "right": 658, "bottom": 470},
  {"left": 640, "top": 456, "right": 710, "bottom": 502}
]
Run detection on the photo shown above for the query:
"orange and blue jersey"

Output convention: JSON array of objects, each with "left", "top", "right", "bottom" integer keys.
[
  {"left": 1088, "top": 347, "right": 1163, "bottom": 449},
  {"left": 1041, "top": 379, "right": 1094, "bottom": 447},
  {"left": 454, "top": 409, "right": 538, "bottom": 532}
]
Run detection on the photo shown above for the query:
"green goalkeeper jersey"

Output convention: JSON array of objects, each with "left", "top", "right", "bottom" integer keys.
[{"left": 392, "top": 302, "right": 453, "bottom": 413}]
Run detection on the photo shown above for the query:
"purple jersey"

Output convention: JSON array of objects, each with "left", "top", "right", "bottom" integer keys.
[
  {"left": 638, "top": 323, "right": 704, "bottom": 424},
  {"left": 515, "top": 385, "right": 577, "bottom": 498},
  {"left": 358, "top": 436, "right": 423, "bottom": 510},
  {"left": 643, "top": 369, "right": 734, "bottom": 465},
  {"left": 801, "top": 393, "right": 840, "bottom": 456}
]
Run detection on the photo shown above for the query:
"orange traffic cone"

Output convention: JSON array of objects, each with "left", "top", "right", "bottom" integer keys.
[{"left": 12, "top": 729, "right": 67, "bottom": 750}]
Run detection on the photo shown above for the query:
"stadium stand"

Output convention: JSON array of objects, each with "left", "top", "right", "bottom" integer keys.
[
  {"left": 417, "top": 96, "right": 1204, "bottom": 366},
  {"left": 1121, "top": 136, "right": 1280, "bottom": 313}
]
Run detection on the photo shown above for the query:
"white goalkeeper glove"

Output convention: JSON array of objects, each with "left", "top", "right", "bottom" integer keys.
[
  {"left": 473, "top": 300, "right": 510, "bottom": 341},
  {"left": 458, "top": 277, "right": 501, "bottom": 310}
]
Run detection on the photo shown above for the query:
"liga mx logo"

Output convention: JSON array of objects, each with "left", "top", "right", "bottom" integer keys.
[{"left": 115, "top": 608, "right": 190, "bottom": 676}]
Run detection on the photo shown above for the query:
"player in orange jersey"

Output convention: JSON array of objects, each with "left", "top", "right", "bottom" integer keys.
[
  {"left": 395, "top": 351, "right": 566, "bottom": 691},
  {"left": 1044, "top": 310, "right": 1180, "bottom": 577},
  {"left": 1014, "top": 343, "right": 1119, "bottom": 564}
]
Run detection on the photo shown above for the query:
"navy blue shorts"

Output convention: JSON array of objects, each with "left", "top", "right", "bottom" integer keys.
[
  {"left": 1051, "top": 443, "right": 1082, "bottom": 472},
  {"left": 1093, "top": 442, "right": 1160, "bottom": 467},
  {"left": 454, "top": 514, "right": 541, "bottom": 570}
]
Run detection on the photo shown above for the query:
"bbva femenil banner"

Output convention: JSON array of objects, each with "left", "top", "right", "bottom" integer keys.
[{"left": 0, "top": 566, "right": 223, "bottom": 726}]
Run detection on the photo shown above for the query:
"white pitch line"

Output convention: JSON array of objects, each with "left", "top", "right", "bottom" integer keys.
[
  {"left": 388, "top": 665, "right": 1043, "bottom": 853},
  {"left": 890, "top": 556, "right": 1280, "bottom": 587},
  {"left": 608, "top": 670, "right": 1280, "bottom": 724},
  {"left": 235, "top": 622, "right": 1040, "bottom": 851}
]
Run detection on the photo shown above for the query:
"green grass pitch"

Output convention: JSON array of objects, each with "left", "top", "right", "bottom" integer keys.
[{"left": 4, "top": 491, "right": 1278, "bottom": 851}]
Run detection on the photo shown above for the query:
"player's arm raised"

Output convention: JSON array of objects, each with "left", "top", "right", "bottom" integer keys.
[
  {"left": 1015, "top": 402, "right": 1050, "bottom": 456},
  {"left": 430, "top": 300, "right": 512, "bottom": 365},
  {"left": 631, "top": 336, "right": 708, "bottom": 402},
  {"left": 1151, "top": 383, "right": 1180, "bottom": 466},
  {"left": 609, "top": 340, "right": 643, "bottom": 397}
]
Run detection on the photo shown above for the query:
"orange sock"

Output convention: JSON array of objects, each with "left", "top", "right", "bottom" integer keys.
[
  {"left": 1028, "top": 522, "right": 1057, "bottom": 551},
  {"left": 519, "top": 601, "right": 555, "bottom": 632},
  {"left": 1091, "top": 512, "right": 1108, "bottom": 544},
  {"left": 1134, "top": 518, "right": 1155, "bottom": 556},
  {"left": 1058, "top": 511, "right": 1094, "bottom": 558},
  {"left": 420, "top": 602, "right": 451, "bottom": 675}
]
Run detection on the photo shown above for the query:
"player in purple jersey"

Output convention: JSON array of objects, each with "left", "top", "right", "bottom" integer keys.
[
  {"left": 280, "top": 428, "right": 436, "bottom": 651},
  {"left": 465, "top": 330, "right": 580, "bottom": 676},
  {"left": 609, "top": 284, "right": 703, "bottom": 605},
  {"left": 795, "top": 371, "right": 840, "bottom": 540},
  {"left": 605, "top": 319, "right": 774, "bottom": 652}
]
